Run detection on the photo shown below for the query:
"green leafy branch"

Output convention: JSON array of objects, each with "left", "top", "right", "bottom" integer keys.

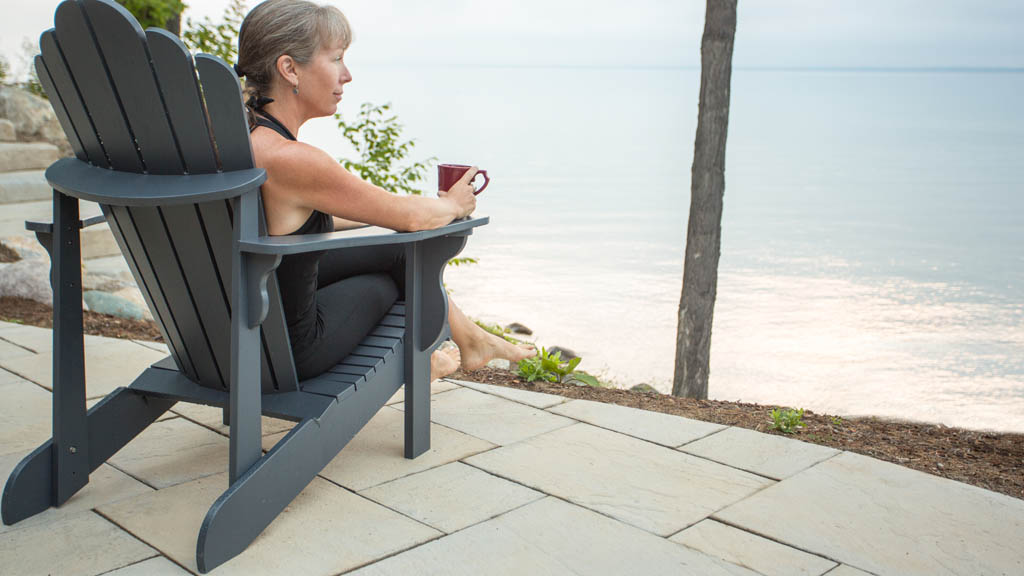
[{"left": 335, "top": 102, "right": 435, "bottom": 196}]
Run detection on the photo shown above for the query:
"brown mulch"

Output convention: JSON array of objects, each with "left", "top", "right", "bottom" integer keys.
[
  {"left": 0, "top": 290, "right": 1019, "bottom": 502},
  {"left": 0, "top": 296, "right": 163, "bottom": 342},
  {"left": 451, "top": 366, "right": 1024, "bottom": 502}
]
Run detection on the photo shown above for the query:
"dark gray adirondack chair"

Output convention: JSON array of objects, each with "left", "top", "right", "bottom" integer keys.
[{"left": 0, "top": 0, "right": 486, "bottom": 571}]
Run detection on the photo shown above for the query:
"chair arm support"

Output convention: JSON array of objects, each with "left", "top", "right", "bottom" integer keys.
[
  {"left": 26, "top": 214, "right": 106, "bottom": 235},
  {"left": 238, "top": 216, "right": 489, "bottom": 256},
  {"left": 45, "top": 157, "right": 266, "bottom": 207}
]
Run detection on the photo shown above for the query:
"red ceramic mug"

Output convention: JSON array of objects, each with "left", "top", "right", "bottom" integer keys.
[{"left": 438, "top": 163, "right": 489, "bottom": 195}]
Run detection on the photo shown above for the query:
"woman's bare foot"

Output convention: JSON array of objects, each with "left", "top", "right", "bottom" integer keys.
[
  {"left": 461, "top": 331, "right": 536, "bottom": 372},
  {"left": 430, "top": 346, "right": 461, "bottom": 381}
]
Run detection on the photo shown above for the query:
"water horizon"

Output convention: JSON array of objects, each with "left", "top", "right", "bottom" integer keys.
[{"left": 297, "top": 65, "right": 1024, "bottom": 434}]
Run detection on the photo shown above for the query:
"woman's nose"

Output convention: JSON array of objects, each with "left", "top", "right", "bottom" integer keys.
[{"left": 341, "top": 64, "right": 353, "bottom": 84}]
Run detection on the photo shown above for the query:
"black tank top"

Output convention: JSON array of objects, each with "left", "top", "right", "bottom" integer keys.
[{"left": 252, "top": 111, "right": 334, "bottom": 348}]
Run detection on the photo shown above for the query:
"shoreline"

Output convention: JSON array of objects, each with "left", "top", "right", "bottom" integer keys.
[{"left": 1, "top": 295, "right": 1019, "bottom": 501}]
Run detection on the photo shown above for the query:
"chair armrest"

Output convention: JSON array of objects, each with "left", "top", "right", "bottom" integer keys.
[
  {"left": 239, "top": 216, "right": 489, "bottom": 256},
  {"left": 25, "top": 214, "right": 106, "bottom": 235},
  {"left": 45, "top": 157, "right": 266, "bottom": 207}
]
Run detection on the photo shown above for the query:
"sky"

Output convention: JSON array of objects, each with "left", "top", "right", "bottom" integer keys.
[{"left": 2, "top": 0, "right": 1022, "bottom": 78}]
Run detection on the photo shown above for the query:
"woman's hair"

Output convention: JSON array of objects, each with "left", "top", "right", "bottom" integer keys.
[{"left": 236, "top": 0, "right": 352, "bottom": 125}]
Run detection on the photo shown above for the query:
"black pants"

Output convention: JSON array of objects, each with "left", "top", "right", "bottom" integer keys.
[{"left": 292, "top": 244, "right": 405, "bottom": 380}]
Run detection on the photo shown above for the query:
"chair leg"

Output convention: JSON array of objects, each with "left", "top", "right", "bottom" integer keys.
[
  {"left": 2, "top": 387, "right": 173, "bottom": 525},
  {"left": 403, "top": 235, "right": 469, "bottom": 459},
  {"left": 197, "top": 357, "right": 403, "bottom": 573}
]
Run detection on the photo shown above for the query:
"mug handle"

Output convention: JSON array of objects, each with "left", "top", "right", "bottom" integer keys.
[{"left": 472, "top": 170, "right": 489, "bottom": 195}]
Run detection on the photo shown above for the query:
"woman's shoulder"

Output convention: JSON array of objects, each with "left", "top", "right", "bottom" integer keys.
[{"left": 251, "top": 128, "right": 337, "bottom": 177}]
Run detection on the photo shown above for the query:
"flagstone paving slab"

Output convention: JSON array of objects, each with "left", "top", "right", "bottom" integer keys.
[
  {"left": 98, "top": 473, "right": 441, "bottom": 576},
  {"left": 0, "top": 337, "right": 34, "bottom": 361},
  {"left": 680, "top": 426, "right": 840, "bottom": 480},
  {"left": 714, "top": 451, "right": 1024, "bottom": 576},
  {"left": 466, "top": 422, "right": 773, "bottom": 536},
  {"left": 1, "top": 337, "right": 166, "bottom": 399},
  {"left": 170, "top": 402, "right": 295, "bottom": 437},
  {"left": 263, "top": 406, "right": 495, "bottom": 491},
  {"left": 0, "top": 451, "right": 152, "bottom": 535},
  {"left": 824, "top": 566, "right": 874, "bottom": 576},
  {"left": 360, "top": 461, "right": 545, "bottom": 533},
  {"left": 349, "top": 496, "right": 759, "bottom": 576},
  {"left": 0, "top": 377, "right": 53, "bottom": 455},
  {"left": 386, "top": 378, "right": 461, "bottom": 405},
  {"left": 0, "top": 511, "right": 156, "bottom": 576},
  {"left": 548, "top": 398, "right": 726, "bottom": 447},
  {"left": 0, "top": 322, "right": 108, "bottom": 352},
  {"left": 445, "top": 378, "right": 569, "bottom": 409},
  {"left": 670, "top": 519, "right": 837, "bottom": 576},
  {"left": 104, "top": 556, "right": 192, "bottom": 575},
  {"left": 393, "top": 387, "right": 576, "bottom": 446},
  {"left": 108, "top": 418, "right": 229, "bottom": 489}
]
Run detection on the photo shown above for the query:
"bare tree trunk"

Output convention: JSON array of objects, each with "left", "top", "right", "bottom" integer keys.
[
  {"left": 672, "top": 0, "right": 737, "bottom": 398},
  {"left": 165, "top": 12, "right": 182, "bottom": 36}
]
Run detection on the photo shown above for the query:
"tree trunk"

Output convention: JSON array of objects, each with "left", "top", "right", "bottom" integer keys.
[
  {"left": 672, "top": 0, "right": 737, "bottom": 399},
  {"left": 165, "top": 12, "right": 182, "bottom": 36}
]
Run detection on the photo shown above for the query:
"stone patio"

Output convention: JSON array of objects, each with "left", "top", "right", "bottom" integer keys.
[{"left": 1, "top": 320, "right": 1022, "bottom": 575}]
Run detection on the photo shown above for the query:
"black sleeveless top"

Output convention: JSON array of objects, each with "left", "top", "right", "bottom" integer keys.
[{"left": 251, "top": 111, "right": 333, "bottom": 349}]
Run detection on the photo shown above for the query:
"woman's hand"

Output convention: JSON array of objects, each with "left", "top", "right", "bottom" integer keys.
[{"left": 438, "top": 166, "right": 478, "bottom": 219}]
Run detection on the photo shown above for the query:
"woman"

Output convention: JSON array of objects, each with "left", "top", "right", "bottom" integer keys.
[{"left": 235, "top": 0, "right": 534, "bottom": 382}]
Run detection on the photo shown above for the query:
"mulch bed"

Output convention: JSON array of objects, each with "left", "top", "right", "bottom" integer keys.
[
  {"left": 0, "top": 296, "right": 163, "bottom": 342},
  {"left": 452, "top": 367, "right": 1024, "bottom": 502},
  {"left": 0, "top": 289, "right": 1019, "bottom": 502}
]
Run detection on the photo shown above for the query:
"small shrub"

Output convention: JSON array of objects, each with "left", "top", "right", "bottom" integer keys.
[
  {"left": 769, "top": 408, "right": 805, "bottom": 434},
  {"left": 517, "top": 347, "right": 585, "bottom": 384},
  {"left": 473, "top": 319, "right": 521, "bottom": 344}
]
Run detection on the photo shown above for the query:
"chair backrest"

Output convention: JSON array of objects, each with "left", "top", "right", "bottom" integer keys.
[{"left": 37, "top": 0, "right": 298, "bottom": 393}]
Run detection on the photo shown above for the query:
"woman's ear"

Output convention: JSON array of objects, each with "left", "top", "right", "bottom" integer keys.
[{"left": 276, "top": 54, "right": 299, "bottom": 87}]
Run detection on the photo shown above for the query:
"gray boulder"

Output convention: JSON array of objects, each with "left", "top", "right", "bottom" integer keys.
[
  {"left": 547, "top": 346, "right": 578, "bottom": 361},
  {"left": 0, "top": 85, "right": 71, "bottom": 157},
  {"left": 630, "top": 383, "right": 660, "bottom": 394},
  {"left": 0, "top": 259, "right": 52, "bottom": 305},
  {"left": 83, "top": 290, "right": 145, "bottom": 320}
]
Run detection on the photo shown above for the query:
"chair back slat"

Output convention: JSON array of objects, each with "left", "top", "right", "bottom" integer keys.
[
  {"left": 54, "top": 0, "right": 143, "bottom": 172},
  {"left": 122, "top": 205, "right": 225, "bottom": 387},
  {"left": 42, "top": 0, "right": 300, "bottom": 392},
  {"left": 33, "top": 55, "right": 86, "bottom": 160},
  {"left": 38, "top": 31, "right": 105, "bottom": 165},
  {"left": 103, "top": 204, "right": 198, "bottom": 381},
  {"left": 160, "top": 204, "right": 233, "bottom": 386},
  {"left": 81, "top": 0, "right": 183, "bottom": 174},
  {"left": 146, "top": 29, "right": 219, "bottom": 174},
  {"left": 195, "top": 55, "right": 255, "bottom": 171}
]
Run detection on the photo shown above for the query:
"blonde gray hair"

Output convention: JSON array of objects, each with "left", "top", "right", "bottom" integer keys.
[{"left": 236, "top": 0, "right": 352, "bottom": 122}]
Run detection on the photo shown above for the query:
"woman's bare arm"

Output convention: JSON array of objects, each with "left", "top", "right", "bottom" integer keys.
[{"left": 262, "top": 140, "right": 476, "bottom": 233}]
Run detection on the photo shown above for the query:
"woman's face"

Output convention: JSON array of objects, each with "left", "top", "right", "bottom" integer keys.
[{"left": 297, "top": 39, "right": 352, "bottom": 118}]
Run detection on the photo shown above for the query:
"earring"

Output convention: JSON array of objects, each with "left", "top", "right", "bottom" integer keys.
[{"left": 292, "top": 85, "right": 299, "bottom": 95}]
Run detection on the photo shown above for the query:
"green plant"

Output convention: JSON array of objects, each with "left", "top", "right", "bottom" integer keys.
[
  {"left": 517, "top": 347, "right": 584, "bottom": 384},
  {"left": 335, "top": 102, "right": 435, "bottom": 196},
  {"left": 769, "top": 408, "right": 805, "bottom": 434},
  {"left": 182, "top": 0, "right": 246, "bottom": 64},
  {"left": 447, "top": 256, "right": 479, "bottom": 267},
  {"left": 117, "top": 0, "right": 186, "bottom": 30},
  {"left": 831, "top": 416, "right": 844, "bottom": 427},
  {"left": 0, "top": 56, "right": 8, "bottom": 84},
  {"left": 472, "top": 320, "right": 521, "bottom": 345}
]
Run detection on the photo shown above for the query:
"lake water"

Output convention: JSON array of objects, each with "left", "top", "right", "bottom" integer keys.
[{"left": 297, "top": 66, "right": 1024, "bottom": 433}]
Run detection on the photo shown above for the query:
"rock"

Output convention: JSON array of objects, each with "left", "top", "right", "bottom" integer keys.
[
  {"left": 111, "top": 286, "right": 153, "bottom": 321},
  {"left": 506, "top": 322, "right": 533, "bottom": 335},
  {"left": 83, "top": 290, "right": 145, "bottom": 320},
  {"left": 547, "top": 346, "right": 577, "bottom": 361},
  {"left": 630, "top": 383, "right": 660, "bottom": 394},
  {"left": 0, "top": 142, "right": 60, "bottom": 172},
  {"left": 486, "top": 358, "right": 511, "bottom": 370},
  {"left": 0, "top": 119, "right": 15, "bottom": 142},
  {"left": 0, "top": 260, "right": 52, "bottom": 305},
  {"left": 0, "top": 85, "right": 72, "bottom": 157}
]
